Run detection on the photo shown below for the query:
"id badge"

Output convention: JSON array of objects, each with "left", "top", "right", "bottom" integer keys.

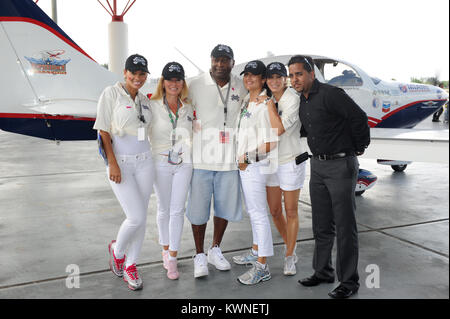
[
  {"left": 138, "top": 127, "right": 146, "bottom": 141},
  {"left": 219, "top": 131, "right": 230, "bottom": 144},
  {"left": 168, "top": 149, "right": 180, "bottom": 165}
]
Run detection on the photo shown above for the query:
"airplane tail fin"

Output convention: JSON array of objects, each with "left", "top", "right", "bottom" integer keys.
[{"left": 0, "top": 0, "right": 119, "bottom": 140}]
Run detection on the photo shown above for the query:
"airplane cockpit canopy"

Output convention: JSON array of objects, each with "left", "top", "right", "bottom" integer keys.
[{"left": 313, "top": 58, "right": 363, "bottom": 87}]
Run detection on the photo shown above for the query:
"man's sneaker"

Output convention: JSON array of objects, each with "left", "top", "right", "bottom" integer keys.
[
  {"left": 193, "top": 253, "right": 209, "bottom": 278},
  {"left": 207, "top": 245, "right": 231, "bottom": 270},
  {"left": 162, "top": 250, "right": 169, "bottom": 270},
  {"left": 108, "top": 240, "right": 125, "bottom": 277},
  {"left": 167, "top": 259, "right": 179, "bottom": 280},
  {"left": 284, "top": 255, "right": 297, "bottom": 276},
  {"left": 123, "top": 264, "right": 143, "bottom": 291},
  {"left": 232, "top": 250, "right": 258, "bottom": 265},
  {"left": 237, "top": 262, "right": 271, "bottom": 285}
]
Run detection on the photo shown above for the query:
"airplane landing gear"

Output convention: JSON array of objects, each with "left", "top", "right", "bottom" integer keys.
[
  {"left": 377, "top": 160, "right": 412, "bottom": 172},
  {"left": 391, "top": 164, "right": 407, "bottom": 172}
]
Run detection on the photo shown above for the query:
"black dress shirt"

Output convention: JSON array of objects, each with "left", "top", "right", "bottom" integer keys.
[{"left": 299, "top": 79, "right": 370, "bottom": 156}]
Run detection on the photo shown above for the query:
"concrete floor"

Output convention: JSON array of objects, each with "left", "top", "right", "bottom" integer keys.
[{"left": 0, "top": 117, "right": 448, "bottom": 300}]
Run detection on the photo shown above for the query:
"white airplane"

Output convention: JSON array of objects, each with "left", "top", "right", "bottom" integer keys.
[{"left": 1, "top": 0, "right": 448, "bottom": 195}]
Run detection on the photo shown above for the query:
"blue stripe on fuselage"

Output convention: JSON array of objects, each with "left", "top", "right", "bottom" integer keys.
[{"left": 376, "top": 100, "right": 446, "bottom": 128}]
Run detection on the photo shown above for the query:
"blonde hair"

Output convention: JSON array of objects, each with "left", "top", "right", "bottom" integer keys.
[{"left": 151, "top": 77, "right": 190, "bottom": 103}]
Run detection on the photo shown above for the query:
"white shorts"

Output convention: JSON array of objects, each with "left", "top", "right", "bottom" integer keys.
[{"left": 266, "top": 159, "right": 306, "bottom": 191}]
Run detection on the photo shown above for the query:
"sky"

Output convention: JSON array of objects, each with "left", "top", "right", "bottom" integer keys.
[{"left": 37, "top": 0, "right": 449, "bottom": 83}]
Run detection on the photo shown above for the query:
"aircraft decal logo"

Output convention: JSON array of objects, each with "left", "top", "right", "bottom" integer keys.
[
  {"left": 382, "top": 101, "right": 391, "bottom": 113},
  {"left": 24, "top": 50, "right": 71, "bottom": 75},
  {"left": 421, "top": 101, "right": 438, "bottom": 107},
  {"left": 372, "top": 98, "right": 380, "bottom": 108},
  {"left": 399, "top": 84, "right": 408, "bottom": 93},
  {"left": 399, "top": 83, "right": 431, "bottom": 94}
]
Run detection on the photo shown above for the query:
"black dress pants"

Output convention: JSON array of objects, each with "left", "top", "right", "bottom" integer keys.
[{"left": 309, "top": 155, "right": 360, "bottom": 290}]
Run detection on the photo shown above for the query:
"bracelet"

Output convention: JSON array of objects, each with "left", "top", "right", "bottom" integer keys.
[{"left": 244, "top": 152, "right": 250, "bottom": 164}]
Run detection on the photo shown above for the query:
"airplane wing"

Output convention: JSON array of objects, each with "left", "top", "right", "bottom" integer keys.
[{"left": 361, "top": 128, "right": 449, "bottom": 163}]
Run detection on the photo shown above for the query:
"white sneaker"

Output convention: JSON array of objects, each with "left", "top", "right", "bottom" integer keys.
[
  {"left": 232, "top": 250, "right": 258, "bottom": 265},
  {"left": 285, "top": 243, "right": 299, "bottom": 263},
  {"left": 193, "top": 253, "right": 209, "bottom": 278},
  {"left": 237, "top": 262, "right": 271, "bottom": 285},
  {"left": 284, "top": 255, "right": 297, "bottom": 276},
  {"left": 207, "top": 245, "right": 231, "bottom": 271}
]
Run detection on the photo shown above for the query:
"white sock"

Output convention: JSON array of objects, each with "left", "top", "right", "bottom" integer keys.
[
  {"left": 168, "top": 255, "right": 177, "bottom": 261},
  {"left": 251, "top": 249, "right": 258, "bottom": 256}
]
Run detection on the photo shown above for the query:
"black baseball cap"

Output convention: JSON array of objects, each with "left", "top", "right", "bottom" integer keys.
[
  {"left": 125, "top": 54, "right": 149, "bottom": 73},
  {"left": 162, "top": 62, "right": 185, "bottom": 80},
  {"left": 211, "top": 44, "right": 234, "bottom": 60},
  {"left": 239, "top": 60, "right": 266, "bottom": 77},
  {"left": 266, "top": 62, "right": 287, "bottom": 77}
]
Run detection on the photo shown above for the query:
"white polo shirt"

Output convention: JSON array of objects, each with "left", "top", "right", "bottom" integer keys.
[
  {"left": 275, "top": 88, "right": 305, "bottom": 164},
  {"left": 93, "top": 82, "right": 152, "bottom": 137},
  {"left": 148, "top": 98, "right": 194, "bottom": 162},
  {"left": 188, "top": 72, "right": 247, "bottom": 171},
  {"left": 236, "top": 91, "right": 279, "bottom": 161}
]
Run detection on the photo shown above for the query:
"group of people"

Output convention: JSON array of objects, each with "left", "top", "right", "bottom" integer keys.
[{"left": 94, "top": 44, "right": 370, "bottom": 299}]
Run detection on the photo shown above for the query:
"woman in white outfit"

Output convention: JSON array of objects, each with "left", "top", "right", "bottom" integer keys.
[
  {"left": 149, "top": 62, "right": 194, "bottom": 280},
  {"left": 235, "top": 60, "right": 278, "bottom": 285},
  {"left": 232, "top": 62, "right": 307, "bottom": 277},
  {"left": 264, "top": 62, "right": 307, "bottom": 276},
  {"left": 94, "top": 54, "right": 154, "bottom": 291}
]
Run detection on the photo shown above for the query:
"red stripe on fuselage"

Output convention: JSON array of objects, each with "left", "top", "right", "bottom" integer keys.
[
  {"left": 0, "top": 16, "right": 96, "bottom": 62},
  {"left": 0, "top": 112, "right": 95, "bottom": 121}
]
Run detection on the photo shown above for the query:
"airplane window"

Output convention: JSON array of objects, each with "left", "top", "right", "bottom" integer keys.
[{"left": 322, "top": 62, "right": 363, "bottom": 87}]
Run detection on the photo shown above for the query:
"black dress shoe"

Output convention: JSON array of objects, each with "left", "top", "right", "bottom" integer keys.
[
  {"left": 328, "top": 285, "right": 358, "bottom": 299},
  {"left": 298, "top": 274, "right": 335, "bottom": 287}
]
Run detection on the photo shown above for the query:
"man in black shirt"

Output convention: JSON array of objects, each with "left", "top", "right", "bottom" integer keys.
[{"left": 288, "top": 55, "right": 370, "bottom": 299}]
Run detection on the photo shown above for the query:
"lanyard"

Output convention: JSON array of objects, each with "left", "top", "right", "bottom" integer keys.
[
  {"left": 122, "top": 84, "right": 145, "bottom": 124},
  {"left": 214, "top": 79, "right": 232, "bottom": 129},
  {"left": 163, "top": 96, "right": 181, "bottom": 146},
  {"left": 237, "top": 100, "right": 249, "bottom": 132}
]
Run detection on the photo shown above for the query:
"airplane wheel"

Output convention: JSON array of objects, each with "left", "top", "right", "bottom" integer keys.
[
  {"left": 355, "top": 190, "right": 365, "bottom": 196},
  {"left": 391, "top": 164, "right": 407, "bottom": 172}
]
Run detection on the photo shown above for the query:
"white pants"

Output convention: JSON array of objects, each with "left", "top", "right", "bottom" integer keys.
[
  {"left": 239, "top": 162, "right": 274, "bottom": 257},
  {"left": 153, "top": 159, "right": 193, "bottom": 252},
  {"left": 108, "top": 151, "right": 155, "bottom": 267}
]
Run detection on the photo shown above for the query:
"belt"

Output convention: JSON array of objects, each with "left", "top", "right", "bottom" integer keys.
[
  {"left": 314, "top": 152, "right": 353, "bottom": 161},
  {"left": 116, "top": 151, "right": 152, "bottom": 162}
]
